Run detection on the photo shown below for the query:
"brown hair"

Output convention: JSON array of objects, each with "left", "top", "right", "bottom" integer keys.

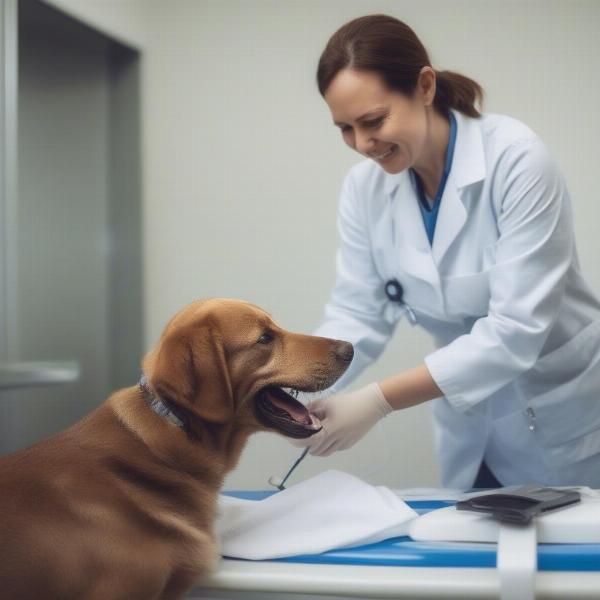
[{"left": 317, "top": 14, "right": 483, "bottom": 118}]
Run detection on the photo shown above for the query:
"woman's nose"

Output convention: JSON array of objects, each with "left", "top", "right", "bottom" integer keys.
[{"left": 354, "top": 130, "right": 375, "bottom": 155}]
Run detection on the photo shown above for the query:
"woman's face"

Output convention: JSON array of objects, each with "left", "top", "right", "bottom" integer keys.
[{"left": 324, "top": 68, "right": 434, "bottom": 174}]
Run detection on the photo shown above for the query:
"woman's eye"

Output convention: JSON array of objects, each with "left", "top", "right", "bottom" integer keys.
[
  {"left": 257, "top": 332, "right": 274, "bottom": 345},
  {"left": 363, "top": 117, "right": 383, "bottom": 129}
]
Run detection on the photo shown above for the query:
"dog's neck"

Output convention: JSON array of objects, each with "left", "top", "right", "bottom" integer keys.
[
  {"left": 107, "top": 384, "right": 225, "bottom": 485},
  {"left": 109, "top": 380, "right": 252, "bottom": 487}
]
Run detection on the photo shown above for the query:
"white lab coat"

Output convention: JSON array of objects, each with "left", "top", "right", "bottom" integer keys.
[{"left": 314, "top": 109, "right": 600, "bottom": 489}]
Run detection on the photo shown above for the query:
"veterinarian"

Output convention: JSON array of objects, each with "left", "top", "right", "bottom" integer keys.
[{"left": 293, "top": 14, "right": 600, "bottom": 489}]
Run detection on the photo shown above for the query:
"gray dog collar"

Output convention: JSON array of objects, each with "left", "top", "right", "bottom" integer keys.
[{"left": 139, "top": 374, "right": 185, "bottom": 429}]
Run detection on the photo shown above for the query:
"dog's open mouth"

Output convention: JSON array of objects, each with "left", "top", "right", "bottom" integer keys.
[{"left": 255, "top": 387, "right": 322, "bottom": 439}]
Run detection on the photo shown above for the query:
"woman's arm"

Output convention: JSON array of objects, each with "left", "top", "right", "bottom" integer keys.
[
  {"left": 425, "top": 138, "right": 573, "bottom": 412},
  {"left": 379, "top": 363, "right": 443, "bottom": 410}
]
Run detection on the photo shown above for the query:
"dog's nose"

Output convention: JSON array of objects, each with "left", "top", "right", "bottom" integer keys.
[{"left": 334, "top": 341, "right": 354, "bottom": 363}]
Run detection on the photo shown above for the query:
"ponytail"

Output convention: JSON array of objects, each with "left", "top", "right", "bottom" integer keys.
[{"left": 435, "top": 70, "right": 483, "bottom": 118}]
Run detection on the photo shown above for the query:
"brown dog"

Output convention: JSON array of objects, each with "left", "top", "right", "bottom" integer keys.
[{"left": 0, "top": 298, "right": 353, "bottom": 600}]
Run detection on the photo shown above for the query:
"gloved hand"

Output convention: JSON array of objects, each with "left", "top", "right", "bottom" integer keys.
[{"left": 292, "top": 383, "right": 393, "bottom": 456}]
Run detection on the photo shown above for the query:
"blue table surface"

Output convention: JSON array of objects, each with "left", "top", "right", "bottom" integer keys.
[{"left": 222, "top": 491, "right": 600, "bottom": 571}]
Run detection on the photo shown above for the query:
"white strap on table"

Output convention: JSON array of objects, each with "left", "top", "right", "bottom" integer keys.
[{"left": 497, "top": 521, "right": 537, "bottom": 600}]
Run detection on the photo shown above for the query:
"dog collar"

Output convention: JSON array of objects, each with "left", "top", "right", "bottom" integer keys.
[{"left": 139, "top": 374, "right": 185, "bottom": 429}]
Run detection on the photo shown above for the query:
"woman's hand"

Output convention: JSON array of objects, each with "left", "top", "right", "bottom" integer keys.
[
  {"left": 292, "top": 383, "right": 392, "bottom": 456},
  {"left": 292, "top": 365, "right": 442, "bottom": 457}
]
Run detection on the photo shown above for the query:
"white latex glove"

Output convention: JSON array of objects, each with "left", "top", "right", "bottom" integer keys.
[{"left": 291, "top": 383, "right": 393, "bottom": 457}]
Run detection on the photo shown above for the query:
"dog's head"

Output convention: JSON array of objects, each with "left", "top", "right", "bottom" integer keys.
[{"left": 142, "top": 298, "right": 353, "bottom": 439}]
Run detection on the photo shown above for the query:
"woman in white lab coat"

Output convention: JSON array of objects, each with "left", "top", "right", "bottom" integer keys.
[{"left": 293, "top": 14, "right": 600, "bottom": 489}]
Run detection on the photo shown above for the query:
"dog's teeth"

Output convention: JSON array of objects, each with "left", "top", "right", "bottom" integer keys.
[{"left": 280, "top": 387, "right": 301, "bottom": 399}]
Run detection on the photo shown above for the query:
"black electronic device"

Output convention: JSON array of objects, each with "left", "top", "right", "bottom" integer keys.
[{"left": 455, "top": 484, "right": 581, "bottom": 525}]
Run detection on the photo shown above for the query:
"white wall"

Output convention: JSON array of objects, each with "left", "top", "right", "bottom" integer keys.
[
  {"left": 44, "top": 0, "right": 600, "bottom": 490},
  {"left": 43, "top": 0, "right": 147, "bottom": 49}
]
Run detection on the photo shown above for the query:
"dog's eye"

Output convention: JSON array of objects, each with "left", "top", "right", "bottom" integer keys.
[{"left": 257, "top": 332, "right": 274, "bottom": 345}]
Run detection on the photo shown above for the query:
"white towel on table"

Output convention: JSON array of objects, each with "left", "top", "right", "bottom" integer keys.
[{"left": 216, "top": 470, "right": 418, "bottom": 560}]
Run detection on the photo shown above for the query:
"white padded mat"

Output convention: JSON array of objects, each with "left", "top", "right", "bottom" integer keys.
[{"left": 409, "top": 491, "right": 600, "bottom": 543}]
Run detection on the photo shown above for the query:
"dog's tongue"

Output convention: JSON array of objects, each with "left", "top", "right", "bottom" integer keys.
[
  {"left": 268, "top": 392, "right": 312, "bottom": 425},
  {"left": 256, "top": 388, "right": 322, "bottom": 439}
]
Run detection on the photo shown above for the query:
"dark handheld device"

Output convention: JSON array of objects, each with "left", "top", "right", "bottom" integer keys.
[{"left": 455, "top": 484, "right": 581, "bottom": 525}]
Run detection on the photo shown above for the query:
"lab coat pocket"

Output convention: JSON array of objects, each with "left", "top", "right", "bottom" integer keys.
[
  {"left": 442, "top": 270, "right": 490, "bottom": 318},
  {"left": 519, "top": 320, "right": 600, "bottom": 466}
]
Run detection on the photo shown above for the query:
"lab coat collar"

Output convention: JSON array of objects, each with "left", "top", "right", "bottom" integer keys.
[
  {"left": 390, "top": 173, "right": 441, "bottom": 287},
  {"left": 383, "top": 169, "right": 404, "bottom": 196},
  {"left": 383, "top": 110, "right": 486, "bottom": 270},
  {"left": 450, "top": 109, "right": 486, "bottom": 189},
  {"left": 383, "top": 109, "right": 486, "bottom": 195},
  {"left": 432, "top": 110, "right": 486, "bottom": 264},
  {"left": 389, "top": 172, "right": 468, "bottom": 274}
]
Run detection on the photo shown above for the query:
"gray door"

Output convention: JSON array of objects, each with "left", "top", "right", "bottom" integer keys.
[{"left": 0, "top": 0, "right": 143, "bottom": 454}]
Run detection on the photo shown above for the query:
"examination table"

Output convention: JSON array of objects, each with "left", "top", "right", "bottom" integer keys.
[{"left": 187, "top": 492, "right": 600, "bottom": 600}]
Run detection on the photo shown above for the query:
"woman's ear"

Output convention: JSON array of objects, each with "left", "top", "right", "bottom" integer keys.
[
  {"left": 145, "top": 326, "right": 234, "bottom": 424},
  {"left": 417, "top": 66, "right": 436, "bottom": 107}
]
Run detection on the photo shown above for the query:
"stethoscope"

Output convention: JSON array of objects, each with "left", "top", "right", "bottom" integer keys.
[
  {"left": 384, "top": 278, "right": 418, "bottom": 324},
  {"left": 268, "top": 446, "right": 309, "bottom": 491}
]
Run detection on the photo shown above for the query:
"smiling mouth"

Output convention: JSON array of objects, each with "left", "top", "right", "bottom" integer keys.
[
  {"left": 254, "top": 387, "right": 322, "bottom": 439},
  {"left": 370, "top": 145, "right": 397, "bottom": 161}
]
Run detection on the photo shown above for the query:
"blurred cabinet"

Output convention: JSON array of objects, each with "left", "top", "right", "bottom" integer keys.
[{"left": 0, "top": 0, "right": 142, "bottom": 453}]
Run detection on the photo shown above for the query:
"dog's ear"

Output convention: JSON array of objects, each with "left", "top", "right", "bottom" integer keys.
[{"left": 146, "top": 326, "right": 234, "bottom": 424}]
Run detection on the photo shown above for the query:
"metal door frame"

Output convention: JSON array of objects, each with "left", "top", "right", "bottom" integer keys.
[
  {"left": 0, "top": 0, "right": 18, "bottom": 362},
  {"left": 1, "top": 0, "right": 142, "bottom": 453},
  {"left": 1, "top": 0, "right": 18, "bottom": 448}
]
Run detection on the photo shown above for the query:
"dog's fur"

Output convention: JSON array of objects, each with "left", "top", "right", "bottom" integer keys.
[{"left": 0, "top": 298, "right": 353, "bottom": 600}]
